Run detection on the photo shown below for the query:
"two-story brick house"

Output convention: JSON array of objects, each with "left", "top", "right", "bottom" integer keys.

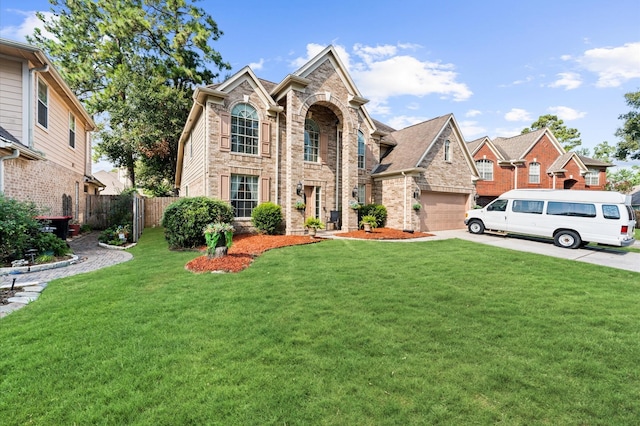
[
  {"left": 467, "top": 128, "right": 611, "bottom": 206},
  {"left": 175, "top": 45, "right": 479, "bottom": 234},
  {"left": 0, "top": 38, "right": 102, "bottom": 222}
]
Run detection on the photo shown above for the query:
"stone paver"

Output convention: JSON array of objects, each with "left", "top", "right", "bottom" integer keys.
[{"left": 0, "top": 232, "right": 133, "bottom": 318}]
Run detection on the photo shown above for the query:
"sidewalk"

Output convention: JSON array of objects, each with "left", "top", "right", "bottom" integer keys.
[{"left": 1, "top": 232, "right": 133, "bottom": 317}]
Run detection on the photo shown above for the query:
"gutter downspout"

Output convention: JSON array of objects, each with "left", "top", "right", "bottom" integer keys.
[
  {"left": 401, "top": 171, "right": 408, "bottom": 231},
  {"left": 275, "top": 112, "right": 280, "bottom": 205},
  {"left": 511, "top": 161, "right": 518, "bottom": 189},
  {"left": 335, "top": 123, "right": 340, "bottom": 209},
  {"left": 0, "top": 149, "right": 20, "bottom": 193},
  {"left": 28, "top": 65, "right": 49, "bottom": 149}
]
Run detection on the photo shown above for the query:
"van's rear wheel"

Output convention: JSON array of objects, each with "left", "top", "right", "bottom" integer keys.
[
  {"left": 554, "top": 230, "right": 581, "bottom": 249},
  {"left": 468, "top": 220, "right": 485, "bottom": 234}
]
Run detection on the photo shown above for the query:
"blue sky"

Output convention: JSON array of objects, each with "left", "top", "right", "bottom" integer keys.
[{"left": 2, "top": 0, "right": 639, "bottom": 170}]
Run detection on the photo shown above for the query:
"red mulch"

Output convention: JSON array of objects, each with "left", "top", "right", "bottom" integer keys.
[{"left": 185, "top": 228, "right": 433, "bottom": 274}]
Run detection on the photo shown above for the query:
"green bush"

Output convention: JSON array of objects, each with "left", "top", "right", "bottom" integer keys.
[
  {"left": 35, "top": 232, "right": 70, "bottom": 257},
  {"left": 99, "top": 224, "right": 133, "bottom": 246},
  {"left": 161, "top": 197, "right": 234, "bottom": 249},
  {"left": 251, "top": 202, "right": 283, "bottom": 235},
  {"left": 360, "top": 204, "right": 387, "bottom": 227},
  {"left": 0, "top": 194, "right": 43, "bottom": 265}
]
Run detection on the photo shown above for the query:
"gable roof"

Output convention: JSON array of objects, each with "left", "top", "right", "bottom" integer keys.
[
  {"left": 0, "top": 38, "right": 95, "bottom": 131},
  {"left": 372, "top": 114, "right": 478, "bottom": 177},
  {"left": 466, "top": 136, "right": 506, "bottom": 160},
  {"left": 492, "top": 128, "right": 564, "bottom": 161}
]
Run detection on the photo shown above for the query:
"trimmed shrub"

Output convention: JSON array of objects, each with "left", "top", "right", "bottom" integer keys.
[
  {"left": 0, "top": 194, "right": 43, "bottom": 265},
  {"left": 251, "top": 202, "right": 283, "bottom": 235},
  {"left": 360, "top": 204, "right": 387, "bottom": 228},
  {"left": 34, "top": 232, "right": 70, "bottom": 257},
  {"left": 161, "top": 197, "right": 234, "bottom": 249}
]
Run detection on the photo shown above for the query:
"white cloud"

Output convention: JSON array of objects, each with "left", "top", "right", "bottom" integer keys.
[
  {"left": 504, "top": 108, "right": 532, "bottom": 122},
  {"left": 387, "top": 115, "right": 429, "bottom": 130},
  {"left": 290, "top": 43, "right": 351, "bottom": 71},
  {"left": 459, "top": 121, "right": 486, "bottom": 139},
  {"left": 548, "top": 72, "right": 582, "bottom": 90},
  {"left": 493, "top": 126, "right": 525, "bottom": 138},
  {"left": 249, "top": 58, "right": 264, "bottom": 71},
  {"left": 576, "top": 42, "right": 640, "bottom": 87},
  {"left": 0, "top": 10, "right": 54, "bottom": 42},
  {"left": 548, "top": 106, "right": 587, "bottom": 121},
  {"left": 465, "top": 109, "right": 482, "bottom": 118},
  {"left": 406, "top": 102, "right": 420, "bottom": 110},
  {"left": 291, "top": 42, "right": 472, "bottom": 108}
]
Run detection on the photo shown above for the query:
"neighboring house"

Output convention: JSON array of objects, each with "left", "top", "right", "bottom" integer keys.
[
  {"left": 175, "top": 45, "right": 479, "bottom": 234},
  {"left": 631, "top": 185, "right": 640, "bottom": 209},
  {"left": 94, "top": 169, "right": 130, "bottom": 195},
  {"left": 0, "top": 38, "right": 103, "bottom": 221},
  {"left": 467, "top": 129, "right": 612, "bottom": 206}
]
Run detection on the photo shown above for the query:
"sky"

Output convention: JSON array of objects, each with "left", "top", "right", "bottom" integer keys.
[{"left": 1, "top": 0, "right": 639, "bottom": 172}]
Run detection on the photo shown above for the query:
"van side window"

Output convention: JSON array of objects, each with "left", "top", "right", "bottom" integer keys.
[
  {"left": 513, "top": 200, "right": 543, "bottom": 214},
  {"left": 602, "top": 205, "right": 620, "bottom": 219},
  {"left": 487, "top": 199, "right": 508, "bottom": 212},
  {"left": 547, "top": 202, "right": 596, "bottom": 218}
]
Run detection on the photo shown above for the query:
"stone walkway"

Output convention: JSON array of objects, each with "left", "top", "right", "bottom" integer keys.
[{"left": 0, "top": 232, "right": 133, "bottom": 318}]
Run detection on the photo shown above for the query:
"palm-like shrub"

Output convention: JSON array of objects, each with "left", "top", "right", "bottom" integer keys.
[{"left": 360, "top": 204, "right": 387, "bottom": 227}]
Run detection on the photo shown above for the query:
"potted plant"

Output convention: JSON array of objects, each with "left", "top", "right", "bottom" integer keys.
[
  {"left": 68, "top": 219, "right": 81, "bottom": 237},
  {"left": 349, "top": 200, "right": 362, "bottom": 211},
  {"left": 204, "top": 222, "right": 234, "bottom": 258},
  {"left": 294, "top": 200, "right": 306, "bottom": 210},
  {"left": 412, "top": 203, "right": 422, "bottom": 211},
  {"left": 360, "top": 215, "right": 378, "bottom": 233},
  {"left": 304, "top": 217, "right": 325, "bottom": 237}
]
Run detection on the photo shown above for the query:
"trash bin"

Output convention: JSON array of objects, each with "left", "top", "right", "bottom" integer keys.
[{"left": 36, "top": 216, "right": 72, "bottom": 240}]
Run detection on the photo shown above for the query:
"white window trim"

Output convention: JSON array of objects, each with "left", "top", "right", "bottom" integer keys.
[
  {"left": 69, "top": 112, "right": 76, "bottom": 149},
  {"left": 529, "top": 162, "right": 541, "bottom": 184},
  {"left": 37, "top": 77, "right": 48, "bottom": 129}
]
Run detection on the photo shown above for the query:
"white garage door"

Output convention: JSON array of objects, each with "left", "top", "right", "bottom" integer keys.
[{"left": 420, "top": 191, "right": 468, "bottom": 231}]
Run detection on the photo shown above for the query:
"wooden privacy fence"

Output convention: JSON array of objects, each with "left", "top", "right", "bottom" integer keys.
[{"left": 86, "top": 195, "right": 179, "bottom": 242}]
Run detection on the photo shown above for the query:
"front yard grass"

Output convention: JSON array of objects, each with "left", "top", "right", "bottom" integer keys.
[{"left": 1, "top": 227, "right": 639, "bottom": 424}]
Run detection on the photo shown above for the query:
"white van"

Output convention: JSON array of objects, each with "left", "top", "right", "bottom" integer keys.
[{"left": 464, "top": 189, "right": 637, "bottom": 248}]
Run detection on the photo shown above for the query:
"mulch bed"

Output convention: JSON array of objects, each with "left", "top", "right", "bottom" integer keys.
[{"left": 185, "top": 228, "right": 433, "bottom": 274}]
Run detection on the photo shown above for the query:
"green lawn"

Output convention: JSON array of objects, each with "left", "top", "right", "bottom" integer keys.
[{"left": 1, "top": 227, "right": 639, "bottom": 425}]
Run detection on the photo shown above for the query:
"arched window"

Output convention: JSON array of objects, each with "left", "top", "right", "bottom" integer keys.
[
  {"left": 476, "top": 159, "right": 493, "bottom": 180},
  {"left": 231, "top": 103, "right": 259, "bottom": 154},
  {"left": 444, "top": 140, "right": 451, "bottom": 162},
  {"left": 357, "top": 130, "right": 365, "bottom": 169},
  {"left": 529, "top": 162, "right": 540, "bottom": 184},
  {"left": 304, "top": 119, "right": 320, "bottom": 162}
]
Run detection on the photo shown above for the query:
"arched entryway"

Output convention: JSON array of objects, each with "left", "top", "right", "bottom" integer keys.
[{"left": 564, "top": 179, "right": 577, "bottom": 189}]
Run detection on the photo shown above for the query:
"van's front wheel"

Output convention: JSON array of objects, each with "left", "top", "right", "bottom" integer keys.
[
  {"left": 468, "top": 220, "right": 485, "bottom": 234},
  {"left": 554, "top": 230, "right": 581, "bottom": 249}
]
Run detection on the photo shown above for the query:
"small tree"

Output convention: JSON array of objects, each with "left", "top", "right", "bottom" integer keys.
[{"left": 0, "top": 195, "right": 43, "bottom": 265}]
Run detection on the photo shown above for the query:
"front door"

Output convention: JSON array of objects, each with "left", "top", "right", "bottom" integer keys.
[{"left": 304, "top": 186, "right": 316, "bottom": 218}]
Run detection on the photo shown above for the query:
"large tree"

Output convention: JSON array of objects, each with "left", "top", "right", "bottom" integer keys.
[
  {"left": 30, "top": 0, "right": 230, "bottom": 190},
  {"left": 614, "top": 90, "right": 640, "bottom": 161},
  {"left": 522, "top": 114, "right": 582, "bottom": 152}
]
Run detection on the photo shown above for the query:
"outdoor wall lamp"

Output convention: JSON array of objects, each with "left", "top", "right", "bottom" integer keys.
[
  {"left": 413, "top": 187, "right": 421, "bottom": 199},
  {"left": 296, "top": 181, "right": 303, "bottom": 196},
  {"left": 352, "top": 185, "right": 359, "bottom": 198}
]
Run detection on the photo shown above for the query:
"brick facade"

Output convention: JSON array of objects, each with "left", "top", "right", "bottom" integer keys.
[{"left": 176, "top": 46, "right": 479, "bottom": 234}]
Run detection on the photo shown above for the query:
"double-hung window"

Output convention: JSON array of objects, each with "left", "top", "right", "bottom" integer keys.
[
  {"left": 529, "top": 162, "right": 540, "bottom": 184},
  {"left": 357, "top": 130, "right": 365, "bottom": 169},
  {"left": 69, "top": 113, "right": 76, "bottom": 148},
  {"left": 444, "top": 140, "right": 451, "bottom": 162},
  {"left": 585, "top": 168, "right": 599, "bottom": 186},
  {"left": 304, "top": 119, "right": 319, "bottom": 162},
  {"left": 37, "top": 78, "right": 48, "bottom": 128},
  {"left": 231, "top": 104, "right": 259, "bottom": 154},
  {"left": 476, "top": 159, "right": 493, "bottom": 180},
  {"left": 231, "top": 174, "right": 258, "bottom": 218}
]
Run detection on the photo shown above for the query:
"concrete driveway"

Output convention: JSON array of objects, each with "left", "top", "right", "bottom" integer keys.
[{"left": 429, "top": 229, "right": 640, "bottom": 273}]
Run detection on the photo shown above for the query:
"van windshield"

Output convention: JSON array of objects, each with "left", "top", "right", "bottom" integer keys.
[{"left": 487, "top": 199, "right": 507, "bottom": 212}]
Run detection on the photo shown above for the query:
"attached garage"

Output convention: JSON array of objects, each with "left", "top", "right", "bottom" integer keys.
[{"left": 419, "top": 191, "right": 469, "bottom": 231}]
